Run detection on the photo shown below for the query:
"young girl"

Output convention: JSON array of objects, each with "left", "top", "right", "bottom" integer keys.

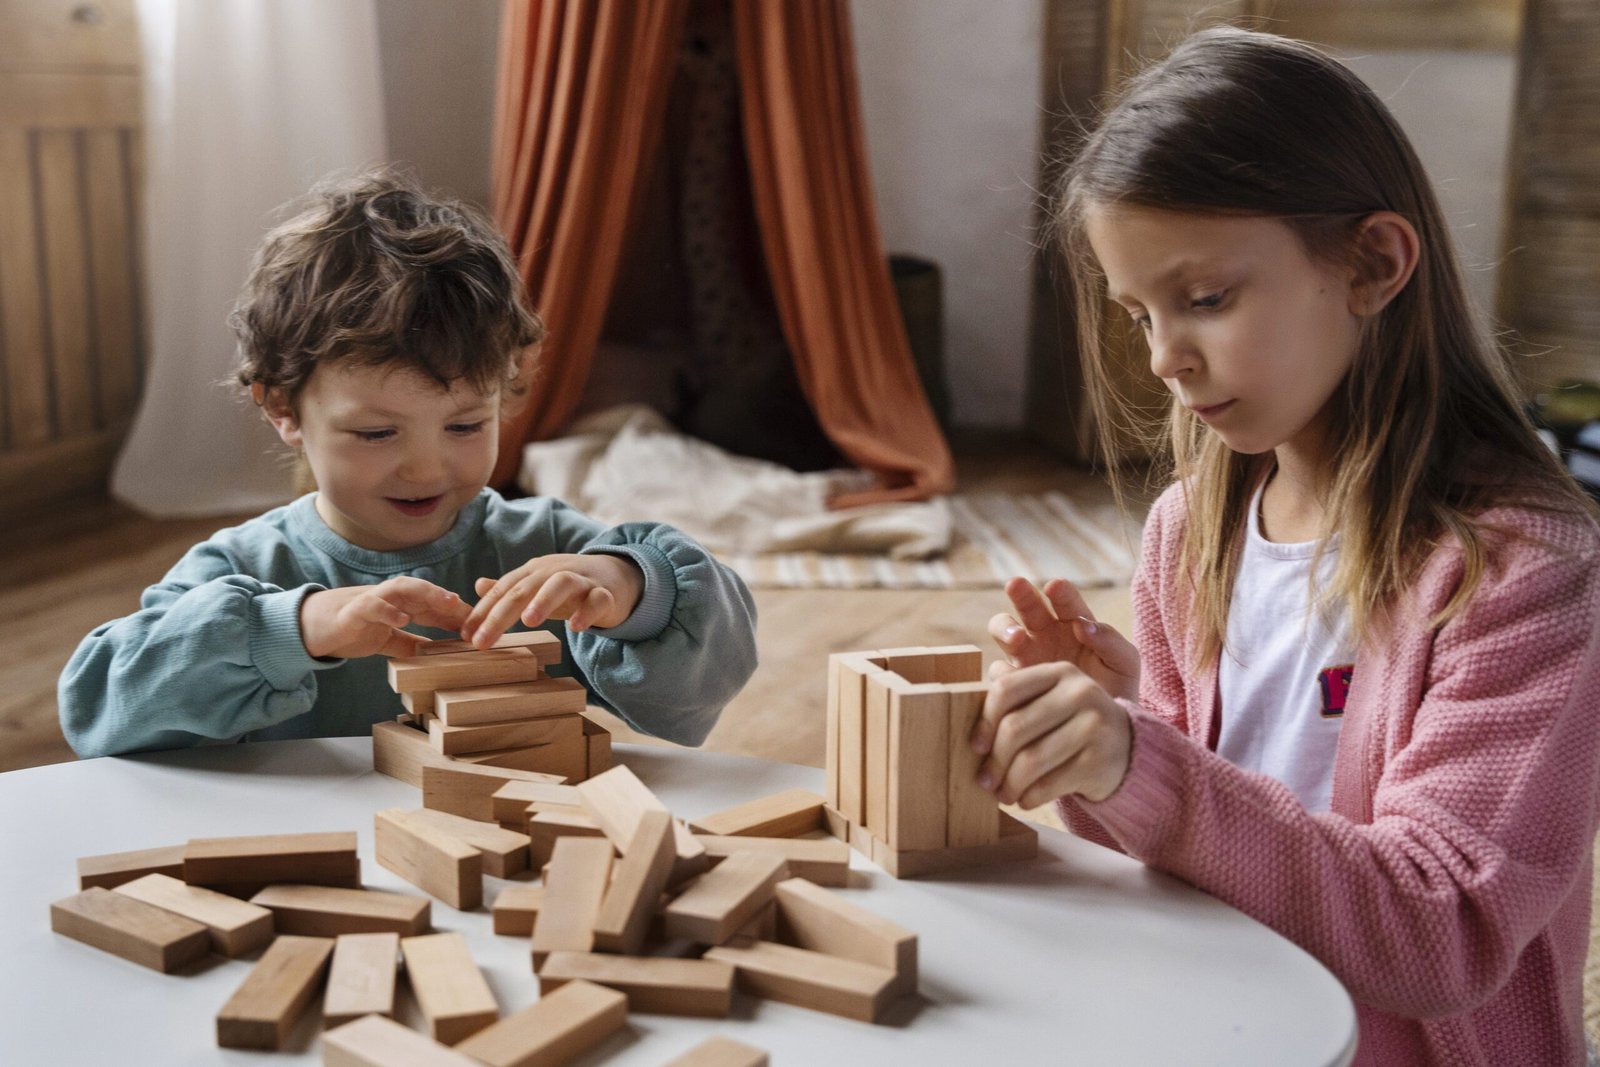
[
  {"left": 974, "top": 29, "right": 1600, "bottom": 1066},
  {"left": 60, "top": 169, "right": 758, "bottom": 758}
]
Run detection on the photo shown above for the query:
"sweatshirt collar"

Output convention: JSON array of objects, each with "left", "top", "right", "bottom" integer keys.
[{"left": 287, "top": 490, "right": 490, "bottom": 574}]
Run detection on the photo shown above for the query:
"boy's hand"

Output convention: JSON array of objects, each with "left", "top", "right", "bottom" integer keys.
[
  {"left": 989, "top": 576, "right": 1140, "bottom": 702},
  {"left": 300, "top": 578, "right": 470, "bottom": 660},
  {"left": 462, "top": 553, "right": 644, "bottom": 649},
  {"left": 971, "top": 661, "right": 1133, "bottom": 807}
]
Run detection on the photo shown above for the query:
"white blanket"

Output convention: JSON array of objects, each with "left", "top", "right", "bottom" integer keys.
[{"left": 519, "top": 406, "right": 952, "bottom": 559}]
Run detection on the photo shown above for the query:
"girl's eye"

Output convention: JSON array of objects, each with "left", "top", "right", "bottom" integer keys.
[
  {"left": 448, "top": 421, "right": 488, "bottom": 436},
  {"left": 1192, "top": 291, "right": 1225, "bottom": 310},
  {"left": 1127, "top": 310, "right": 1152, "bottom": 331},
  {"left": 352, "top": 429, "right": 395, "bottom": 442}
]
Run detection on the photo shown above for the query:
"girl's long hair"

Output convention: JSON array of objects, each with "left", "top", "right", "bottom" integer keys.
[{"left": 1056, "top": 27, "right": 1592, "bottom": 666}]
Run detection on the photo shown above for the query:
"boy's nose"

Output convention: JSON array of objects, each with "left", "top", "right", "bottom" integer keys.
[{"left": 396, "top": 446, "right": 446, "bottom": 485}]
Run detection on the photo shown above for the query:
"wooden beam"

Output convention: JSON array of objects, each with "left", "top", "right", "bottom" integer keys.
[
  {"left": 215, "top": 935, "right": 334, "bottom": 1049},
  {"left": 373, "top": 809, "right": 483, "bottom": 911},
  {"left": 401, "top": 931, "right": 500, "bottom": 1045},
  {"left": 249, "top": 883, "right": 430, "bottom": 937},
  {"left": 323, "top": 932, "right": 400, "bottom": 1029},
  {"left": 50, "top": 886, "right": 210, "bottom": 973},
  {"left": 112, "top": 873, "right": 273, "bottom": 957},
  {"left": 537, "top": 951, "right": 735, "bottom": 1017},
  {"left": 454, "top": 978, "right": 628, "bottom": 1067}
]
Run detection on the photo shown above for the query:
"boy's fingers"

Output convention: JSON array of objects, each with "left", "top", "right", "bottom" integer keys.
[
  {"left": 1042, "top": 578, "right": 1093, "bottom": 624},
  {"left": 524, "top": 571, "right": 588, "bottom": 628},
  {"left": 566, "top": 586, "right": 613, "bottom": 632},
  {"left": 474, "top": 577, "right": 496, "bottom": 596}
]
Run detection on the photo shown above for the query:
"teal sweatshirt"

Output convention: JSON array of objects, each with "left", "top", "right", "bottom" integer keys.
[{"left": 59, "top": 490, "right": 758, "bottom": 757}]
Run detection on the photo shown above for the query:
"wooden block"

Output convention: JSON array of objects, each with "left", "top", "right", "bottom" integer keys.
[
  {"left": 531, "top": 837, "right": 614, "bottom": 968},
  {"left": 825, "top": 654, "right": 844, "bottom": 810},
  {"left": 455, "top": 978, "right": 627, "bottom": 1067},
  {"left": 661, "top": 852, "right": 788, "bottom": 946},
  {"left": 577, "top": 765, "right": 708, "bottom": 884},
  {"left": 50, "top": 887, "right": 210, "bottom": 972},
  {"left": 872, "top": 809, "right": 1039, "bottom": 879},
  {"left": 416, "top": 629, "right": 562, "bottom": 661},
  {"left": 688, "top": 789, "right": 825, "bottom": 838},
  {"left": 887, "top": 682, "right": 949, "bottom": 851},
  {"left": 835, "top": 653, "right": 886, "bottom": 825},
  {"left": 491, "top": 780, "right": 582, "bottom": 822},
  {"left": 324, "top": 1013, "right": 481, "bottom": 1066},
  {"left": 773, "top": 877, "right": 916, "bottom": 997},
  {"left": 401, "top": 690, "right": 437, "bottom": 718},
  {"left": 537, "top": 952, "right": 734, "bottom": 1017},
  {"left": 401, "top": 931, "right": 499, "bottom": 1045},
  {"left": 250, "top": 883, "right": 431, "bottom": 936},
  {"left": 662, "top": 1035, "right": 769, "bottom": 1067},
  {"left": 216, "top": 934, "right": 334, "bottom": 1049},
  {"left": 112, "top": 873, "right": 272, "bottom": 957},
  {"left": 492, "top": 885, "right": 545, "bottom": 936},
  {"left": 434, "top": 676, "right": 588, "bottom": 727},
  {"left": 945, "top": 681, "right": 1000, "bottom": 848},
  {"left": 76, "top": 843, "right": 185, "bottom": 890},
  {"left": 373, "top": 719, "right": 445, "bottom": 788},
  {"left": 705, "top": 939, "right": 899, "bottom": 1023},
  {"left": 863, "top": 672, "right": 909, "bottom": 838},
  {"left": 183, "top": 831, "right": 359, "bottom": 889},
  {"left": 423, "top": 761, "right": 569, "bottom": 822},
  {"left": 582, "top": 713, "right": 613, "bottom": 778},
  {"left": 374, "top": 809, "right": 482, "bottom": 911},
  {"left": 926, "top": 643, "right": 984, "bottom": 683},
  {"left": 820, "top": 805, "right": 849, "bottom": 841},
  {"left": 879, "top": 646, "right": 940, "bottom": 683},
  {"left": 457, "top": 733, "right": 588, "bottom": 780},
  {"left": 388, "top": 646, "right": 545, "bottom": 694},
  {"left": 528, "top": 810, "right": 607, "bottom": 867},
  {"left": 695, "top": 835, "right": 850, "bottom": 887},
  {"left": 396, "top": 807, "right": 531, "bottom": 878},
  {"left": 324, "top": 932, "right": 400, "bottom": 1028},
  {"left": 734, "top": 899, "right": 778, "bottom": 941},
  {"left": 430, "top": 712, "right": 582, "bottom": 755},
  {"left": 592, "top": 809, "right": 676, "bottom": 955}
]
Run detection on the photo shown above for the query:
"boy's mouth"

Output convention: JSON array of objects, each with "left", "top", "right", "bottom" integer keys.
[{"left": 388, "top": 495, "right": 444, "bottom": 517}]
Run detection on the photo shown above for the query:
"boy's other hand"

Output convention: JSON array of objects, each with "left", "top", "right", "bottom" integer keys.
[
  {"left": 988, "top": 576, "right": 1140, "bottom": 702},
  {"left": 300, "top": 578, "right": 470, "bottom": 660},
  {"left": 462, "top": 553, "right": 644, "bottom": 649}
]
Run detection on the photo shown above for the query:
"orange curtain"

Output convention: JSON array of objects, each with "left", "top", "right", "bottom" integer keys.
[
  {"left": 732, "top": 0, "right": 953, "bottom": 505},
  {"left": 489, "top": 0, "right": 689, "bottom": 486},
  {"left": 491, "top": 0, "right": 954, "bottom": 504}
]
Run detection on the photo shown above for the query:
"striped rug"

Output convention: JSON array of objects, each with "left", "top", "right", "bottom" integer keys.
[{"left": 719, "top": 491, "right": 1143, "bottom": 590}]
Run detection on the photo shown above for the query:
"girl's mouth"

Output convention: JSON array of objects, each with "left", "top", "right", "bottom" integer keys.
[{"left": 388, "top": 495, "right": 444, "bottom": 517}]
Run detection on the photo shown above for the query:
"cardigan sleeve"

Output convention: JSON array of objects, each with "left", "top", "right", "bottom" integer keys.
[{"left": 1073, "top": 513, "right": 1600, "bottom": 1018}]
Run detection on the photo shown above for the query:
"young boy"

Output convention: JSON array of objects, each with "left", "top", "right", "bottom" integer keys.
[{"left": 60, "top": 169, "right": 758, "bottom": 758}]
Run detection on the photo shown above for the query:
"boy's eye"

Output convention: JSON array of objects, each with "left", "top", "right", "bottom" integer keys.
[
  {"left": 448, "top": 421, "right": 488, "bottom": 436},
  {"left": 351, "top": 429, "right": 395, "bottom": 442},
  {"left": 1192, "top": 291, "right": 1225, "bottom": 310}
]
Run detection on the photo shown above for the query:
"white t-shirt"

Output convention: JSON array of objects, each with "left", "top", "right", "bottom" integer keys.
[{"left": 1216, "top": 483, "right": 1355, "bottom": 813}]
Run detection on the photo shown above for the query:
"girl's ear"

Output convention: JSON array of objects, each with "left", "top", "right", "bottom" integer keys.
[
  {"left": 252, "top": 383, "right": 303, "bottom": 448},
  {"left": 1349, "top": 211, "right": 1420, "bottom": 317}
]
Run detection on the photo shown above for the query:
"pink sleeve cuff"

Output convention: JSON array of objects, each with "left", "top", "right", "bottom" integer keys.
[{"left": 1077, "top": 701, "right": 1194, "bottom": 855}]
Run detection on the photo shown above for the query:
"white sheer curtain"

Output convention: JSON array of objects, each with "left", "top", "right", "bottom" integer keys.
[{"left": 113, "top": 0, "right": 388, "bottom": 516}]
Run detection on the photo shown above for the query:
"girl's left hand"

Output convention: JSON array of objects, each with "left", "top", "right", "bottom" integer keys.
[
  {"left": 972, "top": 661, "right": 1134, "bottom": 807},
  {"left": 461, "top": 553, "right": 644, "bottom": 649}
]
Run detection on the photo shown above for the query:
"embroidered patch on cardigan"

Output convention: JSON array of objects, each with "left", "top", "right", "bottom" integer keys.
[{"left": 1318, "top": 664, "right": 1354, "bottom": 718}]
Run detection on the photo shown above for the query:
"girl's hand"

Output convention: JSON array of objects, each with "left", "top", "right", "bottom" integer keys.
[
  {"left": 300, "top": 578, "right": 470, "bottom": 660},
  {"left": 972, "top": 660, "right": 1133, "bottom": 807},
  {"left": 462, "top": 553, "right": 645, "bottom": 649},
  {"left": 988, "top": 576, "right": 1140, "bottom": 702}
]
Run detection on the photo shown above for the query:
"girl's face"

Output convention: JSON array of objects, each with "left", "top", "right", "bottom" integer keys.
[
  {"left": 1085, "top": 206, "right": 1363, "bottom": 463},
  {"left": 265, "top": 362, "right": 500, "bottom": 552}
]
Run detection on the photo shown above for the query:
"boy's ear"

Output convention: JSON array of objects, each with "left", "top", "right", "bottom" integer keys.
[
  {"left": 1348, "top": 211, "right": 1420, "bottom": 317},
  {"left": 252, "top": 383, "right": 304, "bottom": 448}
]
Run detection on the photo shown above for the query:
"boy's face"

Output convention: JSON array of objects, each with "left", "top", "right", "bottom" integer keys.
[{"left": 263, "top": 362, "right": 500, "bottom": 552}]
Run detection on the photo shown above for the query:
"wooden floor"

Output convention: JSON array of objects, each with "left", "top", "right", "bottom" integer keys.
[{"left": 0, "top": 433, "right": 1135, "bottom": 792}]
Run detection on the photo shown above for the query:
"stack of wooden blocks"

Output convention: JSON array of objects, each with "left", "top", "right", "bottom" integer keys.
[{"left": 825, "top": 645, "right": 1038, "bottom": 877}]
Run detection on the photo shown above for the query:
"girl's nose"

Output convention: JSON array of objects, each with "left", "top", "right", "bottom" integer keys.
[{"left": 1146, "top": 319, "right": 1198, "bottom": 382}]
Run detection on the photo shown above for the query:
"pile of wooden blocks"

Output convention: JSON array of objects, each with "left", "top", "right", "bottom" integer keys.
[
  {"left": 383, "top": 629, "right": 612, "bottom": 784},
  {"left": 825, "top": 645, "right": 1038, "bottom": 877}
]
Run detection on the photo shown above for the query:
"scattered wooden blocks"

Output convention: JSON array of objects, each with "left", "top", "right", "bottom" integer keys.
[
  {"left": 531, "top": 836, "right": 614, "bottom": 969},
  {"left": 458, "top": 734, "right": 588, "bottom": 779},
  {"left": 250, "top": 883, "right": 430, "bottom": 936},
  {"left": 491, "top": 885, "right": 545, "bottom": 936},
  {"left": 694, "top": 835, "right": 851, "bottom": 887},
  {"left": 324, "top": 1013, "right": 481, "bottom": 1066},
  {"left": 577, "top": 765, "right": 708, "bottom": 884},
  {"left": 422, "top": 762, "right": 568, "bottom": 823},
  {"left": 592, "top": 809, "right": 676, "bottom": 955},
  {"left": 323, "top": 931, "right": 400, "bottom": 1028},
  {"left": 374, "top": 809, "right": 482, "bottom": 911},
  {"left": 687, "top": 789, "right": 826, "bottom": 839},
  {"left": 582, "top": 713, "right": 614, "bottom": 777},
  {"left": 528, "top": 809, "right": 608, "bottom": 868},
  {"left": 455, "top": 978, "right": 628, "bottom": 1067},
  {"left": 215, "top": 934, "right": 334, "bottom": 1049},
  {"left": 373, "top": 719, "right": 448, "bottom": 788},
  {"left": 182, "top": 831, "right": 359, "bottom": 889},
  {"left": 491, "top": 779, "right": 582, "bottom": 823},
  {"left": 537, "top": 952, "right": 735, "bottom": 1017},
  {"left": 661, "top": 852, "right": 788, "bottom": 946},
  {"left": 705, "top": 939, "right": 899, "bottom": 1023},
  {"left": 773, "top": 877, "right": 916, "bottom": 998},
  {"left": 112, "top": 873, "right": 273, "bottom": 957},
  {"left": 401, "top": 931, "right": 499, "bottom": 1045},
  {"left": 663, "top": 1034, "right": 770, "bottom": 1067},
  {"left": 76, "top": 843, "right": 186, "bottom": 890},
  {"left": 396, "top": 807, "right": 532, "bottom": 878},
  {"left": 50, "top": 886, "right": 211, "bottom": 973}
]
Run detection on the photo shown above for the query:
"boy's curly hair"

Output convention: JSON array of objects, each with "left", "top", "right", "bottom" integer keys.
[{"left": 232, "top": 167, "right": 545, "bottom": 405}]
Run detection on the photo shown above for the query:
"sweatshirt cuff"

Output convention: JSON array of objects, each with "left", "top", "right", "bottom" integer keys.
[
  {"left": 1077, "top": 702, "right": 1191, "bottom": 852},
  {"left": 579, "top": 542, "right": 677, "bottom": 642},
  {"left": 249, "top": 585, "right": 340, "bottom": 691}
]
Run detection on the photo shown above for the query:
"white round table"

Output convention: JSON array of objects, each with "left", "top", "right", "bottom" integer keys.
[{"left": 0, "top": 738, "right": 1357, "bottom": 1065}]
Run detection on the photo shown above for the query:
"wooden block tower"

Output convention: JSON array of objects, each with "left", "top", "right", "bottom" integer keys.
[{"left": 824, "top": 646, "right": 1037, "bottom": 878}]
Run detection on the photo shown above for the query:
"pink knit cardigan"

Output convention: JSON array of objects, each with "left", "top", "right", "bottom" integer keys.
[{"left": 1062, "top": 484, "right": 1600, "bottom": 1066}]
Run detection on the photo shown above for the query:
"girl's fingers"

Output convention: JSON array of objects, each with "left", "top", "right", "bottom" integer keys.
[
  {"left": 978, "top": 690, "right": 1068, "bottom": 793},
  {"left": 988, "top": 659, "right": 1017, "bottom": 681},
  {"left": 1004, "top": 576, "right": 1061, "bottom": 633},
  {"left": 994, "top": 704, "right": 1099, "bottom": 805},
  {"left": 1042, "top": 578, "right": 1093, "bottom": 626},
  {"left": 1072, "top": 616, "right": 1141, "bottom": 679},
  {"left": 987, "top": 612, "right": 1025, "bottom": 653},
  {"left": 973, "top": 662, "right": 1069, "bottom": 754}
]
